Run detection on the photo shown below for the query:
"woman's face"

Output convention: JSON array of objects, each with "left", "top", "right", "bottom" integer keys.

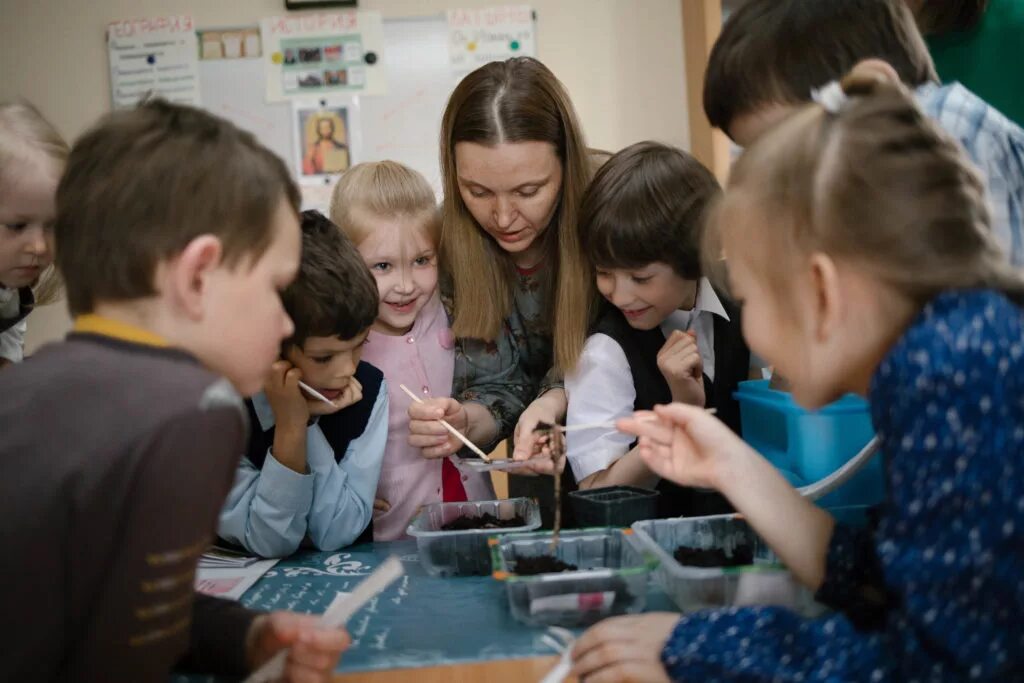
[{"left": 453, "top": 141, "right": 563, "bottom": 267}]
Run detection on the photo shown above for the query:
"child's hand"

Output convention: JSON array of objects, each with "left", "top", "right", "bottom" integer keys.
[
  {"left": 617, "top": 403, "right": 750, "bottom": 491},
  {"left": 373, "top": 497, "right": 391, "bottom": 514},
  {"left": 245, "top": 611, "right": 350, "bottom": 682},
  {"left": 308, "top": 376, "right": 362, "bottom": 417},
  {"left": 657, "top": 330, "right": 705, "bottom": 406},
  {"left": 512, "top": 389, "right": 567, "bottom": 461},
  {"left": 408, "top": 397, "right": 469, "bottom": 458},
  {"left": 264, "top": 360, "right": 311, "bottom": 429},
  {"left": 570, "top": 612, "right": 677, "bottom": 682}
]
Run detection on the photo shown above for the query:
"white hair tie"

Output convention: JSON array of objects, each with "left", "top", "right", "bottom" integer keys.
[{"left": 811, "top": 81, "right": 848, "bottom": 114}]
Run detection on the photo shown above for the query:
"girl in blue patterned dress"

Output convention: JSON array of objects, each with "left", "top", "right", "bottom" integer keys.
[{"left": 570, "top": 63, "right": 1024, "bottom": 682}]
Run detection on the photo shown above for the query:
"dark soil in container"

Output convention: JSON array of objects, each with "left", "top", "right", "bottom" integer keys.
[
  {"left": 673, "top": 542, "right": 754, "bottom": 568},
  {"left": 514, "top": 555, "right": 579, "bottom": 575},
  {"left": 440, "top": 513, "right": 527, "bottom": 531}
]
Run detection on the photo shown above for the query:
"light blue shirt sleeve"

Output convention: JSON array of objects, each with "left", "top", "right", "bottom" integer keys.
[
  {"left": 217, "top": 445, "right": 315, "bottom": 558},
  {"left": 218, "top": 382, "right": 389, "bottom": 557},
  {"left": 305, "top": 382, "right": 388, "bottom": 551}
]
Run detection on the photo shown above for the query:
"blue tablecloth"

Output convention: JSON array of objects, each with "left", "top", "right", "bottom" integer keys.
[{"left": 174, "top": 538, "right": 675, "bottom": 681}]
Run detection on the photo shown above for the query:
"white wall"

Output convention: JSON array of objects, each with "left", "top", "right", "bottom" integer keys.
[{"left": 0, "top": 0, "right": 689, "bottom": 351}]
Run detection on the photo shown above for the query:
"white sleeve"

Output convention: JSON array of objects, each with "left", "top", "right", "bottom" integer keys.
[{"left": 565, "top": 334, "right": 637, "bottom": 483}]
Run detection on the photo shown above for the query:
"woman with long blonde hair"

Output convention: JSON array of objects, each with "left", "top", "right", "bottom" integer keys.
[{"left": 407, "top": 58, "right": 598, "bottom": 520}]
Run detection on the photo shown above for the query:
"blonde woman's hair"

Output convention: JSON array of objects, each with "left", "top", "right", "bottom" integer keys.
[
  {"left": 709, "top": 66, "right": 1024, "bottom": 310},
  {"left": 440, "top": 57, "right": 596, "bottom": 372},
  {"left": 0, "top": 102, "right": 68, "bottom": 305},
  {"left": 330, "top": 160, "right": 440, "bottom": 247}
]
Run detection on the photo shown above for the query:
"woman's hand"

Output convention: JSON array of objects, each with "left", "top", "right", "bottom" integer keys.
[{"left": 512, "top": 389, "right": 567, "bottom": 460}]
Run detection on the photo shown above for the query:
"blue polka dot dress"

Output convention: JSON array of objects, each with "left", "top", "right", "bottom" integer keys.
[{"left": 661, "top": 290, "right": 1024, "bottom": 681}]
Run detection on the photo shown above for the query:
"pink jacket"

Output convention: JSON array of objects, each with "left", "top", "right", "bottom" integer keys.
[{"left": 362, "top": 293, "right": 495, "bottom": 540}]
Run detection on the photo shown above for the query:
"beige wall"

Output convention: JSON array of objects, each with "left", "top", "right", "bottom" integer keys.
[{"left": 0, "top": 0, "right": 688, "bottom": 352}]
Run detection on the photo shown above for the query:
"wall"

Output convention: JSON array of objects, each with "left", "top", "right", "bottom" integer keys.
[{"left": 0, "top": 0, "right": 689, "bottom": 351}]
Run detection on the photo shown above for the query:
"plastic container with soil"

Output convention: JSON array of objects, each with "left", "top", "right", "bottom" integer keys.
[
  {"left": 631, "top": 514, "right": 823, "bottom": 616},
  {"left": 489, "top": 527, "right": 658, "bottom": 627},
  {"left": 568, "top": 485, "right": 660, "bottom": 528},
  {"left": 406, "top": 498, "right": 541, "bottom": 577}
]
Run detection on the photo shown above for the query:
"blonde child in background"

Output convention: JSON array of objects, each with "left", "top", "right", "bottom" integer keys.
[
  {"left": 331, "top": 161, "right": 494, "bottom": 541},
  {"left": 572, "top": 66, "right": 1024, "bottom": 682},
  {"left": 0, "top": 102, "right": 65, "bottom": 367}
]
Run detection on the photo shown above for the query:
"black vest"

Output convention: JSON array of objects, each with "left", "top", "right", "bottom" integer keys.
[
  {"left": 243, "top": 360, "right": 384, "bottom": 545},
  {"left": 0, "top": 287, "right": 34, "bottom": 334},
  {"left": 593, "top": 290, "right": 750, "bottom": 518}
]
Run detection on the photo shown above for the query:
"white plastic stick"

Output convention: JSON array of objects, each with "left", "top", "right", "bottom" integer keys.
[
  {"left": 559, "top": 408, "right": 716, "bottom": 433},
  {"left": 243, "top": 556, "right": 405, "bottom": 683},
  {"left": 297, "top": 380, "right": 335, "bottom": 407},
  {"left": 538, "top": 626, "right": 575, "bottom": 683},
  {"left": 399, "top": 384, "right": 491, "bottom": 461}
]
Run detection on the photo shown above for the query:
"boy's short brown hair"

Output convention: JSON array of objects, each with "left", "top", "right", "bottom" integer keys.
[
  {"left": 703, "top": 0, "right": 937, "bottom": 136},
  {"left": 55, "top": 99, "right": 301, "bottom": 316},
  {"left": 580, "top": 141, "right": 720, "bottom": 281},
  {"left": 283, "top": 210, "right": 378, "bottom": 350}
]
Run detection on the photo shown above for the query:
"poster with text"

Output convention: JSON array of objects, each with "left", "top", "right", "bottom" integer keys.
[
  {"left": 261, "top": 11, "right": 386, "bottom": 102},
  {"left": 447, "top": 5, "right": 535, "bottom": 72},
  {"left": 107, "top": 16, "right": 201, "bottom": 108}
]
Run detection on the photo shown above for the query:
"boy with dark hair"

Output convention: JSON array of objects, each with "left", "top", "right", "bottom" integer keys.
[
  {"left": 705, "top": 0, "right": 1024, "bottom": 266},
  {"left": 218, "top": 210, "right": 387, "bottom": 558},
  {"left": 566, "top": 141, "right": 761, "bottom": 518},
  {"left": 0, "top": 100, "right": 347, "bottom": 681}
]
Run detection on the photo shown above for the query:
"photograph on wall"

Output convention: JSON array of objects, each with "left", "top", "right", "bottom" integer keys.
[
  {"left": 261, "top": 11, "right": 385, "bottom": 101},
  {"left": 293, "top": 101, "right": 352, "bottom": 183}
]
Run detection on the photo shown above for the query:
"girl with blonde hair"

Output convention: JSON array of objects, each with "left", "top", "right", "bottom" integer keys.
[
  {"left": 331, "top": 160, "right": 495, "bottom": 540},
  {"left": 0, "top": 102, "right": 66, "bottom": 368},
  {"left": 573, "top": 63, "right": 1024, "bottom": 681}
]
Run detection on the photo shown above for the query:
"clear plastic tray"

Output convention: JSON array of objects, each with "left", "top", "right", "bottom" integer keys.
[
  {"left": 569, "top": 485, "right": 660, "bottom": 527},
  {"left": 490, "top": 528, "right": 658, "bottom": 627},
  {"left": 631, "top": 514, "right": 823, "bottom": 615},
  {"left": 406, "top": 498, "right": 541, "bottom": 576}
]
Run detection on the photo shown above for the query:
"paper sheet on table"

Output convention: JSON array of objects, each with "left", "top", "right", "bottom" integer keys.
[{"left": 195, "top": 558, "right": 279, "bottom": 601}]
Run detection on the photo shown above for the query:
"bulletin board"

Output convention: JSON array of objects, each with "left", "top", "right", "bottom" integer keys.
[{"left": 199, "top": 13, "right": 535, "bottom": 207}]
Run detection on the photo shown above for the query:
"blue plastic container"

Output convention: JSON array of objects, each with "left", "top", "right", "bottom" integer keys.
[{"left": 734, "top": 380, "right": 884, "bottom": 508}]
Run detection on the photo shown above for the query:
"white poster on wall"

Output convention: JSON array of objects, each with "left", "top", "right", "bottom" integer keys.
[
  {"left": 447, "top": 5, "right": 535, "bottom": 72},
  {"left": 107, "top": 16, "right": 201, "bottom": 108},
  {"left": 261, "top": 11, "right": 386, "bottom": 102}
]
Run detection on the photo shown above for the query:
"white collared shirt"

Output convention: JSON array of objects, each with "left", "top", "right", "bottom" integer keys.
[{"left": 565, "top": 278, "right": 759, "bottom": 483}]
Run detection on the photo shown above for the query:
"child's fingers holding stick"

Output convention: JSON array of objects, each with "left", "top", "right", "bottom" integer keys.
[{"left": 618, "top": 403, "right": 740, "bottom": 490}]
